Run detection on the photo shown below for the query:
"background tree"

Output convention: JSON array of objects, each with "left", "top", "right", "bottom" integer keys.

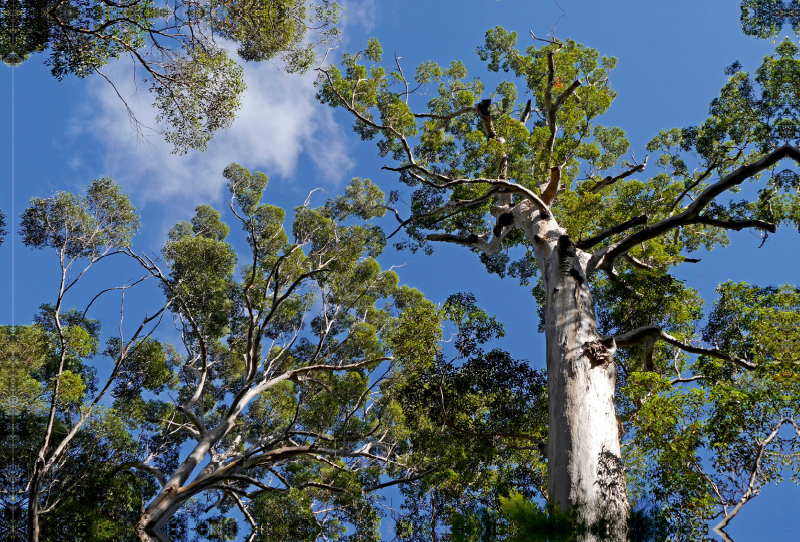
[
  {"left": 0, "top": 0, "right": 341, "bottom": 153},
  {"left": 116, "top": 165, "right": 442, "bottom": 541},
  {"left": 316, "top": 29, "right": 800, "bottom": 538},
  {"left": 0, "top": 320, "right": 170, "bottom": 542},
  {"left": 390, "top": 292, "right": 549, "bottom": 542},
  {"left": 124, "top": 164, "right": 552, "bottom": 542},
  {"left": 4, "top": 164, "right": 551, "bottom": 541},
  {"left": 15, "top": 177, "right": 173, "bottom": 542},
  {"left": 619, "top": 281, "right": 800, "bottom": 542},
  {"left": 122, "top": 164, "right": 532, "bottom": 540}
]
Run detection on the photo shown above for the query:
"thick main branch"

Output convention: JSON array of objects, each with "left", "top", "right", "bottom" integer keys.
[{"left": 589, "top": 144, "right": 800, "bottom": 275}]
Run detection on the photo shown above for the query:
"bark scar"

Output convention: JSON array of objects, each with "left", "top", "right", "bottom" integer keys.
[
  {"left": 583, "top": 337, "right": 616, "bottom": 369},
  {"left": 557, "top": 234, "right": 577, "bottom": 285}
]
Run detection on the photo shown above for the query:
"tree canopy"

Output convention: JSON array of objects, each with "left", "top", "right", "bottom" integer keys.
[
  {"left": 0, "top": 0, "right": 341, "bottom": 152},
  {"left": 4, "top": 167, "right": 554, "bottom": 542},
  {"left": 315, "top": 27, "right": 800, "bottom": 540},
  {"left": 3, "top": 5, "right": 800, "bottom": 542}
]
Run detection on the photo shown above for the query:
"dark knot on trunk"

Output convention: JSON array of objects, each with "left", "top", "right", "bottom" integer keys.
[
  {"left": 493, "top": 210, "right": 514, "bottom": 237},
  {"left": 583, "top": 337, "right": 616, "bottom": 368}
]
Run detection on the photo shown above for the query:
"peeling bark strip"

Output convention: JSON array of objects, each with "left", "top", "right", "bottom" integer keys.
[
  {"left": 476, "top": 98, "right": 496, "bottom": 139},
  {"left": 556, "top": 234, "right": 579, "bottom": 285}
]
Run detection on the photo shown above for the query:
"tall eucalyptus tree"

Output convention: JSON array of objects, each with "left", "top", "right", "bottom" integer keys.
[{"left": 316, "top": 29, "right": 800, "bottom": 537}]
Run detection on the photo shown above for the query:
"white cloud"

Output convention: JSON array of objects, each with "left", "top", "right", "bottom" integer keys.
[
  {"left": 67, "top": 2, "right": 381, "bottom": 232},
  {"left": 70, "top": 52, "right": 352, "bottom": 225}
]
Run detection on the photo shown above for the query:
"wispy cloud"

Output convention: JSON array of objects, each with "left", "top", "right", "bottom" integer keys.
[
  {"left": 339, "top": 0, "right": 378, "bottom": 35},
  {"left": 72, "top": 59, "right": 351, "bottom": 212},
  {"left": 67, "top": 2, "right": 381, "bottom": 236}
]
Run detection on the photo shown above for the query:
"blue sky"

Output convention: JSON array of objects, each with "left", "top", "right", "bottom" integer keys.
[{"left": 2, "top": 0, "right": 799, "bottom": 539}]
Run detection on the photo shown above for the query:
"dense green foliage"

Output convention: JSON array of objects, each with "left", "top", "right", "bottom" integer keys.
[
  {"left": 0, "top": 321, "right": 149, "bottom": 541},
  {"left": 391, "top": 292, "right": 548, "bottom": 541},
  {"left": 318, "top": 29, "right": 799, "bottom": 273},
  {"left": 2, "top": 169, "right": 552, "bottom": 541},
  {"left": 740, "top": 0, "right": 800, "bottom": 39},
  {"left": 2, "top": 6, "right": 800, "bottom": 540}
]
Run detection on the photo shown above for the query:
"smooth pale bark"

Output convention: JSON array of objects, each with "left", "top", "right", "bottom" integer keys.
[
  {"left": 518, "top": 202, "right": 629, "bottom": 537},
  {"left": 137, "top": 491, "right": 188, "bottom": 542},
  {"left": 27, "top": 467, "right": 43, "bottom": 542}
]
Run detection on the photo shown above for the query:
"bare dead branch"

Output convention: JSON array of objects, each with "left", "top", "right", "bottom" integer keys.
[
  {"left": 670, "top": 375, "right": 705, "bottom": 385},
  {"left": 588, "top": 155, "right": 649, "bottom": 193},
  {"left": 426, "top": 232, "right": 508, "bottom": 255},
  {"left": 530, "top": 31, "right": 562, "bottom": 46}
]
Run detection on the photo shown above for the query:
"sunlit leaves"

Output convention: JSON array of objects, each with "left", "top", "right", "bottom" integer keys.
[
  {"left": 388, "top": 292, "right": 548, "bottom": 541},
  {"left": 324, "top": 177, "right": 386, "bottom": 221},
  {"left": 163, "top": 210, "right": 237, "bottom": 340},
  {"left": 154, "top": 46, "right": 247, "bottom": 154},
  {"left": 700, "top": 281, "right": 800, "bottom": 385},
  {"left": 387, "top": 293, "right": 440, "bottom": 373},
  {"left": 118, "top": 163, "right": 464, "bottom": 539},
  {"left": 0, "top": 325, "right": 48, "bottom": 415},
  {"left": 318, "top": 28, "right": 624, "bottom": 266},
  {"left": 212, "top": 0, "right": 340, "bottom": 70},
  {"left": 225, "top": 163, "right": 271, "bottom": 216},
  {"left": 615, "top": 280, "right": 800, "bottom": 538},
  {"left": 20, "top": 177, "right": 139, "bottom": 260},
  {"left": 10, "top": 0, "right": 342, "bottom": 152},
  {"left": 108, "top": 338, "right": 180, "bottom": 401}
]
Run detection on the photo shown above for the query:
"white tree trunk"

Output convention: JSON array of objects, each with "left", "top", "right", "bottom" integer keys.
[{"left": 519, "top": 205, "right": 629, "bottom": 537}]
